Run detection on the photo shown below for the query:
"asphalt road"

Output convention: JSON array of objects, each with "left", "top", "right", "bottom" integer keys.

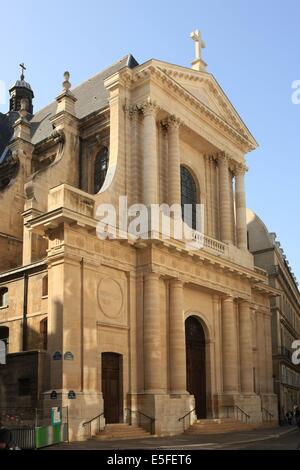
[{"left": 48, "top": 427, "right": 300, "bottom": 450}]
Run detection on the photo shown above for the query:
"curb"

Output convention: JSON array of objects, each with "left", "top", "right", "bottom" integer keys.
[{"left": 215, "top": 427, "right": 299, "bottom": 448}]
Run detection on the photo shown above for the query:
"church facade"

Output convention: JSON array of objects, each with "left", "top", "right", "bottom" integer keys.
[{"left": 0, "top": 38, "right": 279, "bottom": 440}]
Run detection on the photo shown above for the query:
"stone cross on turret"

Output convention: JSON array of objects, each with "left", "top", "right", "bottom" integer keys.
[{"left": 190, "top": 30, "right": 207, "bottom": 72}]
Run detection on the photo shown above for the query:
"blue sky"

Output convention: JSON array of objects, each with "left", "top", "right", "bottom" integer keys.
[{"left": 1, "top": 0, "right": 299, "bottom": 281}]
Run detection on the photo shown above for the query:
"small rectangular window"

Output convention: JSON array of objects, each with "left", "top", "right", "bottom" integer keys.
[{"left": 42, "top": 275, "right": 48, "bottom": 297}]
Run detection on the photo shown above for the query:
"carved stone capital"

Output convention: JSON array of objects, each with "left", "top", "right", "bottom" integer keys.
[
  {"left": 165, "top": 114, "right": 181, "bottom": 130},
  {"left": 234, "top": 162, "right": 248, "bottom": 176},
  {"left": 124, "top": 104, "right": 139, "bottom": 120},
  {"left": 141, "top": 97, "right": 159, "bottom": 117},
  {"left": 217, "top": 151, "right": 229, "bottom": 167}
]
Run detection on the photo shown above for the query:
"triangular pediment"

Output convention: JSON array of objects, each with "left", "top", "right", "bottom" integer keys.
[{"left": 151, "top": 60, "right": 257, "bottom": 148}]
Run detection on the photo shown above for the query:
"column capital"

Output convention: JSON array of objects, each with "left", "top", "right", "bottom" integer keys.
[
  {"left": 222, "top": 295, "right": 236, "bottom": 304},
  {"left": 169, "top": 278, "right": 184, "bottom": 288},
  {"left": 164, "top": 114, "right": 182, "bottom": 130},
  {"left": 216, "top": 151, "right": 229, "bottom": 166},
  {"left": 124, "top": 104, "right": 140, "bottom": 120},
  {"left": 144, "top": 271, "right": 160, "bottom": 282},
  {"left": 141, "top": 97, "right": 159, "bottom": 117},
  {"left": 238, "top": 299, "right": 251, "bottom": 308},
  {"left": 234, "top": 162, "right": 248, "bottom": 176}
]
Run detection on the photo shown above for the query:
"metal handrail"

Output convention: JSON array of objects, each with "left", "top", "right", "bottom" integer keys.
[
  {"left": 125, "top": 408, "right": 155, "bottom": 435},
  {"left": 178, "top": 408, "right": 196, "bottom": 432},
  {"left": 222, "top": 405, "right": 250, "bottom": 424},
  {"left": 261, "top": 407, "right": 274, "bottom": 421},
  {"left": 178, "top": 408, "right": 196, "bottom": 422},
  {"left": 82, "top": 412, "right": 104, "bottom": 438}
]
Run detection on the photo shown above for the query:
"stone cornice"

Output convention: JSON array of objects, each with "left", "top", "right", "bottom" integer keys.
[
  {"left": 120, "top": 63, "right": 257, "bottom": 153},
  {"left": 157, "top": 64, "right": 256, "bottom": 142}
]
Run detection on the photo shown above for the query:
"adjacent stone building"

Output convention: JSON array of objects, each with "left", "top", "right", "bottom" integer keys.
[
  {"left": 247, "top": 209, "right": 300, "bottom": 422},
  {"left": 0, "top": 36, "right": 279, "bottom": 440}
]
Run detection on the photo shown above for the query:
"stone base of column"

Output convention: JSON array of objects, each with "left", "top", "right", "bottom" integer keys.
[
  {"left": 41, "top": 390, "right": 103, "bottom": 441},
  {"left": 213, "top": 393, "right": 264, "bottom": 424},
  {"left": 136, "top": 392, "right": 195, "bottom": 435}
]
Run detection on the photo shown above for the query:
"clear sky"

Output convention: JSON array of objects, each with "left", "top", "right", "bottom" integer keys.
[{"left": 1, "top": 0, "right": 299, "bottom": 282}]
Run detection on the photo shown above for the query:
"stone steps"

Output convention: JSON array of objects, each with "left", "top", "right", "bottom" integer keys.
[
  {"left": 93, "top": 423, "right": 151, "bottom": 441},
  {"left": 184, "top": 418, "right": 259, "bottom": 434}
]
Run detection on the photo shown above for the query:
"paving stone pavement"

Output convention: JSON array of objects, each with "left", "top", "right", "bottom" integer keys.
[{"left": 45, "top": 426, "right": 300, "bottom": 450}]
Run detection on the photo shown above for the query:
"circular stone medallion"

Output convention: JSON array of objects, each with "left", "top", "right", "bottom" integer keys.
[{"left": 97, "top": 278, "right": 123, "bottom": 319}]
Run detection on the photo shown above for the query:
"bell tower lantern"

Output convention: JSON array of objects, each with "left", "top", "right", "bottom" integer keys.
[{"left": 9, "top": 63, "right": 34, "bottom": 114}]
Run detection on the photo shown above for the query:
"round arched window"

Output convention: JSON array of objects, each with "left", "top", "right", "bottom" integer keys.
[
  {"left": 94, "top": 146, "right": 109, "bottom": 194},
  {"left": 180, "top": 166, "right": 198, "bottom": 229}
]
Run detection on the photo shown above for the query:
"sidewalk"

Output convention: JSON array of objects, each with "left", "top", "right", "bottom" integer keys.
[{"left": 46, "top": 425, "right": 300, "bottom": 450}]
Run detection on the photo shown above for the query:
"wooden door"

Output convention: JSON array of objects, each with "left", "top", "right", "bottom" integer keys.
[
  {"left": 101, "top": 352, "right": 123, "bottom": 423},
  {"left": 185, "top": 316, "right": 206, "bottom": 419}
]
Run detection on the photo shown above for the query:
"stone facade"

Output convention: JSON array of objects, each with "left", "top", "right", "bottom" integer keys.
[
  {"left": 247, "top": 209, "right": 300, "bottom": 422},
  {"left": 0, "top": 50, "right": 279, "bottom": 440}
]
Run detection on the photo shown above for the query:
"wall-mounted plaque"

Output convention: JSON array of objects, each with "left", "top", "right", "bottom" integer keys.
[{"left": 64, "top": 351, "right": 74, "bottom": 361}]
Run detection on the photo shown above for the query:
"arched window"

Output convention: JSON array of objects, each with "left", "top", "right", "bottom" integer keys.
[
  {"left": 42, "top": 275, "right": 48, "bottom": 297},
  {"left": 94, "top": 146, "right": 109, "bottom": 194},
  {"left": 180, "top": 166, "right": 198, "bottom": 229},
  {"left": 0, "top": 287, "right": 8, "bottom": 308}
]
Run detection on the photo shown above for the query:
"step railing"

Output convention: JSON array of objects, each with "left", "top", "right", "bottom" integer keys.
[
  {"left": 222, "top": 405, "right": 250, "bottom": 424},
  {"left": 261, "top": 407, "right": 274, "bottom": 422},
  {"left": 178, "top": 408, "right": 196, "bottom": 432},
  {"left": 125, "top": 408, "right": 155, "bottom": 435},
  {"left": 82, "top": 412, "right": 104, "bottom": 438}
]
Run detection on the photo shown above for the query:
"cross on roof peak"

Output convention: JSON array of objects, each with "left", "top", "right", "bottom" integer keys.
[
  {"left": 19, "top": 63, "right": 26, "bottom": 81},
  {"left": 190, "top": 30, "right": 207, "bottom": 71}
]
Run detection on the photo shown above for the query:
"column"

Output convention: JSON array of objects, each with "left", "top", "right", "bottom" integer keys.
[
  {"left": 222, "top": 296, "right": 239, "bottom": 393},
  {"left": 235, "top": 165, "right": 248, "bottom": 250},
  {"left": 239, "top": 301, "right": 254, "bottom": 393},
  {"left": 218, "top": 153, "right": 233, "bottom": 243},
  {"left": 204, "top": 155, "right": 212, "bottom": 236},
  {"left": 169, "top": 279, "right": 186, "bottom": 393},
  {"left": 167, "top": 116, "right": 181, "bottom": 206},
  {"left": 129, "top": 106, "right": 139, "bottom": 205},
  {"left": 143, "top": 272, "right": 162, "bottom": 392},
  {"left": 142, "top": 98, "right": 159, "bottom": 206}
]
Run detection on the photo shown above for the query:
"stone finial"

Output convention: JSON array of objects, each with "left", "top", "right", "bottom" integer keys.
[
  {"left": 54, "top": 70, "right": 77, "bottom": 116},
  {"left": 63, "top": 71, "right": 71, "bottom": 91}
]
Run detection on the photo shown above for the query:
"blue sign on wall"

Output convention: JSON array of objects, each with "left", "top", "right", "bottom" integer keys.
[
  {"left": 68, "top": 390, "right": 76, "bottom": 399},
  {"left": 52, "top": 351, "right": 62, "bottom": 361}
]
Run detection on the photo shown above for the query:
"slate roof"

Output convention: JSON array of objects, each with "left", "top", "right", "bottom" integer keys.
[
  {"left": 30, "top": 54, "right": 139, "bottom": 145},
  {"left": 0, "top": 112, "right": 18, "bottom": 162}
]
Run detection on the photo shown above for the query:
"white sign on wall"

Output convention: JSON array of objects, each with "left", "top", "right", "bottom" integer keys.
[{"left": 0, "top": 340, "right": 6, "bottom": 365}]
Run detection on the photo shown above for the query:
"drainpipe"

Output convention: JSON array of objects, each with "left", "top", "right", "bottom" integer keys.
[{"left": 22, "top": 272, "right": 28, "bottom": 351}]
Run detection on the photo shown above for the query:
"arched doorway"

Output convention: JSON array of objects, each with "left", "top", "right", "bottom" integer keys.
[
  {"left": 101, "top": 352, "right": 123, "bottom": 423},
  {"left": 185, "top": 316, "right": 206, "bottom": 418}
]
